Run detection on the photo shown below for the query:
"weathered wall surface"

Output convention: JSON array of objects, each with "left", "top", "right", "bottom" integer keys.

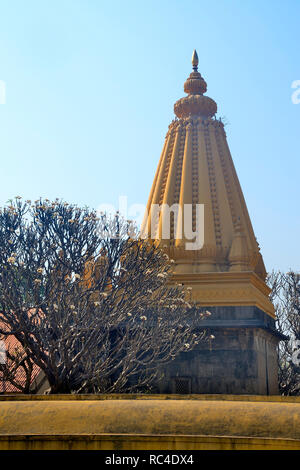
[
  {"left": 156, "top": 306, "right": 280, "bottom": 395},
  {"left": 0, "top": 395, "right": 300, "bottom": 450}
]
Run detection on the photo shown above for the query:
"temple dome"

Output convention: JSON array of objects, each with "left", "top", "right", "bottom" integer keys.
[{"left": 174, "top": 94, "right": 217, "bottom": 119}]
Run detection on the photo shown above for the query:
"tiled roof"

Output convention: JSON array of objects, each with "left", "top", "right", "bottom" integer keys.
[{"left": 0, "top": 326, "right": 41, "bottom": 393}]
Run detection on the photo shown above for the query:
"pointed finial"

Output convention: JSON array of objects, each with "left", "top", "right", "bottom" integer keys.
[
  {"left": 192, "top": 49, "right": 198, "bottom": 71},
  {"left": 174, "top": 49, "right": 217, "bottom": 118}
]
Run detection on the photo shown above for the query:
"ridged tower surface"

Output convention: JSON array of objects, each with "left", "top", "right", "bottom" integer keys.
[{"left": 141, "top": 50, "right": 274, "bottom": 317}]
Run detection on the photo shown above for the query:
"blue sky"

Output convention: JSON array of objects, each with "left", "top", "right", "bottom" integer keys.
[{"left": 0, "top": 0, "right": 299, "bottom": 272}]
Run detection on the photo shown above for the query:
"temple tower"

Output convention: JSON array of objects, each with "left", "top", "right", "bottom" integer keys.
[{"left": 142, "top": 51, "right": 281, "bottom": 395}]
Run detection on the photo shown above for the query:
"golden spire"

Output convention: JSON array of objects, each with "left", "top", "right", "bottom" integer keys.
[
  {"left": 192, "top": 49, "right": 199, "bottom": 71},
  {"left": 174, "top": 50, "right": 216, "bottom": 118}
]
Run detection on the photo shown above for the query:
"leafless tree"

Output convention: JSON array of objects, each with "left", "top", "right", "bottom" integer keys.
[
  {"left": 0, "top": 198, "right": 208, "bottom": 394},
  {"left": 268, "top": 270, "right": 300, "bottom": 395}
]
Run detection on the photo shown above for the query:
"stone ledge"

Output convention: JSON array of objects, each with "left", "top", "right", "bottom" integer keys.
[
  {"left": 1, "top": 395, "right": 300, "bottom": 449},
  {"left": 0, "top": 434, "right": 299, "bottom": 450},
  {"left": 1, "top": 394, "right": 300, "bottom": 402}
]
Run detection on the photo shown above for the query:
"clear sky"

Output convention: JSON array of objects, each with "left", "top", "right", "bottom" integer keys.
[{"left": 0, "top": 0, "right": 299, "bottom": 272}]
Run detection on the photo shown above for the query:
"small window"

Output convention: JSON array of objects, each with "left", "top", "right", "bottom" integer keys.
[{"left": 172, "top": 377, "right": 191, "bottom": 394}]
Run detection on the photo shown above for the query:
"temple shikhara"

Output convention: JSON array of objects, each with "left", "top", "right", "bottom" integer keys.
[{"left": 142, "top": 50, "right": 282, "bottom": 395}]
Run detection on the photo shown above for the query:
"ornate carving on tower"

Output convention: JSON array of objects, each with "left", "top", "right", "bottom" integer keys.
[
  {"left": 142, "top": 50, "right": 274, "bottom": 317},
  {"left": 228, "top": 221, "right": 251, "bottom": 271}
]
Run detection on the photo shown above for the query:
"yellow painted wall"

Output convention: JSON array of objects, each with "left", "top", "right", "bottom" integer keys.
[{"left": 1, "top": 395, "right": 300, "bottom": 450}]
